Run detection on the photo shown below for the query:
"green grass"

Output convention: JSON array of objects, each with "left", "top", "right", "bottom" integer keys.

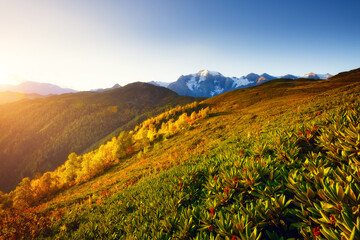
[{"left": 1, "top": 68, "right": 360, "bottom": 239}]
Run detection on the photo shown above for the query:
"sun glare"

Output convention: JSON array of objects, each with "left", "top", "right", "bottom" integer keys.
[
  {"left": 0, "top": 70, "right": 17, "bottom": 85},
  {"left": 0, "top": 69, "right": 9, "bottom": 85},
  {"left": 0, "top": 73, "right": 7, "bottom": 85}
]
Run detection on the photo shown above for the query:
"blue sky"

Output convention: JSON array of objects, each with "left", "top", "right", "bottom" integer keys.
[{"left": 0, "top": 0, "right": 359, "bottom": 90}]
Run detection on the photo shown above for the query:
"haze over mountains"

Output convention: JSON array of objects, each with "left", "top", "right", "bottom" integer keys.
[
  {"left": 0, "top": 91, "right": 42, "bottom": 104},
  {"left": 0, "top": 81, "right": 77, "bottom": 95}
]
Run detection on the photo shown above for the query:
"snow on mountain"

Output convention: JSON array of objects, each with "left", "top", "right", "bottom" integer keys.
[
  {"left": 210, "top": 86, "right": 225, "bottom": 97},
  {"left": 186, "top": 75, "right": 199, "bottom": 91},
  {"left": 314, "top": 73, "right": 333, "bottom": 79},
  {"left": 198, "top": 70, "right": 221, "bottom": 82},
  {"left": 232, "top": 77, "right": 251, "bottom": 88},
  {"left": 304, "top": 72, "right": 319, "bottom": 79},
  {"left": 198, "top": 70, "right": 221, "bottom": 77},
  {"left": 149, "top": 70, "right": 334, "bottom": 98},
  {"left": 167, "top": 70, "right": 260, "bottom": 97},
  {"left": 303, "top": 72, "right": 332, "bottom": 79}
]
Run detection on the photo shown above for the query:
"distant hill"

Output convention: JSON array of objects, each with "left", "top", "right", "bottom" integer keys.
[
  {"left": 0, "top": 82, "right": 196, "bottom": 192},
  {"left": 149, "top": 70, "right": 333, "bottom": 97},
  {"left": 0, "top": 91, "right": 42, "bottom": 104},
  {"left": 0, "top": 81, "right": 77, "bottom": 95}
]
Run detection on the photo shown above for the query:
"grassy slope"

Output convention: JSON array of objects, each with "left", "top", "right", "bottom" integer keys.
[
  {"left": 0, "top": 83, "right": 196, "bottom": 192},
  {"left": 2, "top": 68, "right": 360, "bottom": 239}
]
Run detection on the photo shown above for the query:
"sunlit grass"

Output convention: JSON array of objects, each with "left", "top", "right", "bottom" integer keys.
[{"left": 1, "top": 69, "right": 360, "bottom": 239}]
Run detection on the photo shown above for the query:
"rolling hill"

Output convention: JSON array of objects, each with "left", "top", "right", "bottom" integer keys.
[
  {"left": 0, "top": 82, "right": 196, "bottom": 192},
  {"left": 0, "top": 68, "right": 360, "bottom": 239}
]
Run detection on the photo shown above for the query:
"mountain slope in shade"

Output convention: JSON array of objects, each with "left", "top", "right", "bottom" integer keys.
[
  {"left": 0, "top": 81, "right": 77, "bottom": 95},
  {"left": 0, "top": 91, "right": 42, "bottom": 104},
  {"left": 0, "top": 82, "right": 196, "bottom": 192},
  {"left": 153, "top": 70, "right": 333, "bottom": 97}
]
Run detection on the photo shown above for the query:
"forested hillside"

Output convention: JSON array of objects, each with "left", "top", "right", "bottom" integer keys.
[
  {"left": 1, "top": 68, "right": 360, "bottom": 239},
  {"left": 0, "top": 83, "right": 196, "bottom": 192}
]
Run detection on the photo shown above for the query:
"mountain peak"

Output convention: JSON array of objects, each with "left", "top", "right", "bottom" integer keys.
[
  {"left": 303, "top": 72, "right": 332, "bottom": 79},
  {"left": 245, "top": 73, "right": 261, "bottom": 83},
  {"left": 246, "top": 73, "right": 260, "bottom": 78},
  {"left": 304, "top": 72, "right": 317, "bottom": 77},
  {"left": 281, "top": 74, "right": 299, "bottom": 79},
  {"left": 197, "top": 70, "right": 221, "bottom": 77},
  {"left": 112, "top": 83, "right": 121, "bottom": 89},
  {"left": 260, "top": 73, "right": 275, "bottom": 78}
]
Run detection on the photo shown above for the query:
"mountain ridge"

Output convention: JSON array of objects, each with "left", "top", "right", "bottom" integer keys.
[{"left": 150, "top": 70, "right": 333, "bottom": 97}]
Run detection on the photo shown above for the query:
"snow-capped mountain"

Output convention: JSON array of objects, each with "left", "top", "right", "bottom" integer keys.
[
  {"left": 303, "top": 72, "right": 333, "bottom": 79},
  {"left": 149, "top": 70, "right": 333, "bottom": 98},
  {"left": 167, "top": 70, "right": 251, "bottom": 97}
]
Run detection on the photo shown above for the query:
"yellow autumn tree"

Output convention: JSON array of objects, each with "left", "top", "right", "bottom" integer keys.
[
  {"left": 13, "top": 177, "right": 34, "bottom": 208},
  {"left": 63, "top": 152, "right": 80, "bottom": 182}
]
